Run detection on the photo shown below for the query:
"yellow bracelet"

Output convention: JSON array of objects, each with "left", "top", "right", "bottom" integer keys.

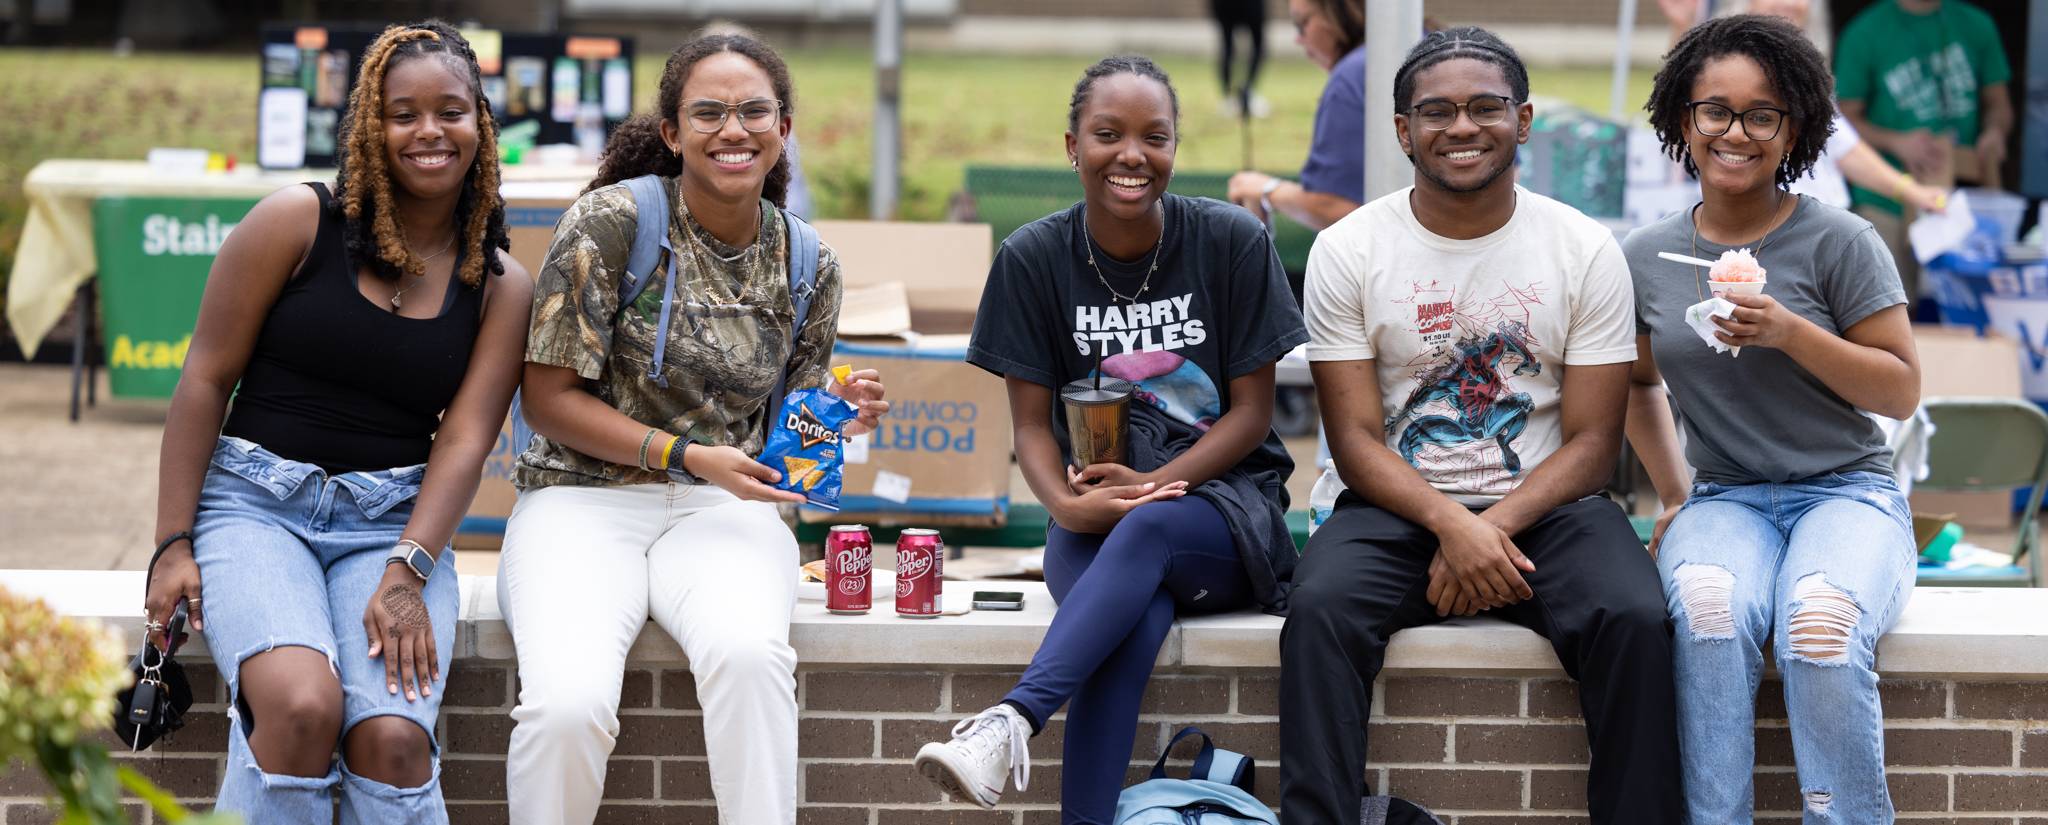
[
  {"left": 658, "top": 434, "right": 678, "bottom": 470},
  {"left": 1895, "top": 172, "right": 1915, "bottom": 200}
]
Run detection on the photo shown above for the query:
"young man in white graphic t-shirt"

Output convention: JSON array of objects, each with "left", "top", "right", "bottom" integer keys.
[{"left": 1278, "top": 27, "right": 1682, "bottom": 825}]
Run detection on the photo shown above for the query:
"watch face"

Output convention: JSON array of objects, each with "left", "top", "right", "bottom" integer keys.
[{"left": 405, "top": 547, "right": 433, "bottom": 580}]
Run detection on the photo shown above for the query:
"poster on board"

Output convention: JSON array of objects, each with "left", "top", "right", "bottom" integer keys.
[{"left": 257, "top": 24, "right": 634, "bottom": 170}]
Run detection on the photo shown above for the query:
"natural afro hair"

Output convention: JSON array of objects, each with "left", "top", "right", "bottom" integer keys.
[
  {"left": 1646, "top": 14, "right": 1835, "bottom": 187},
  {"left": 588, "top": 32, "right": 797, "bottom": 206},
  {"left": 1392, "top": 26, "right": 1529, "bottom": 113},
  {"left": 1067, "top": 54, "right": 1181, "bottom": 135},
  {"left": 331, "top": 20, "right": 508, "bottom": 289}
]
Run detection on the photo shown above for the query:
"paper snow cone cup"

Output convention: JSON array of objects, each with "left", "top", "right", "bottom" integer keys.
[
  {"left": 1708, "top": 280, "right": 1765, "bottom": 299},
  {"left": 1707, "top": 280, "right": 1763, "bottom": 357}
]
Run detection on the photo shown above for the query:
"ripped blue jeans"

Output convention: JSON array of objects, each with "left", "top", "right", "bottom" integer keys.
[
  {"left": 191, "top": 436, "right": 458, "bottom": 823},
  {"left": 1659, "top": 471, "right": 1916, "bottom": 825}
]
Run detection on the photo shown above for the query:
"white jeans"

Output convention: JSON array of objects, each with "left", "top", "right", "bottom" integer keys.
[{"left": 497, "top": 482, "right": 798, "bottom": 825}]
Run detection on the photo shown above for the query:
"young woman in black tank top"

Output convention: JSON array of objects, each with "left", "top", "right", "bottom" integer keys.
[{"left": 143, "top": 22, "right": 530, "bottom": 822}]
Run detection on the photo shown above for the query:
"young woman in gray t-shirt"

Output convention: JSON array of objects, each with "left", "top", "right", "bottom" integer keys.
[{"left": 1622, "top": 14, "right": 1923, "bottom": 825}]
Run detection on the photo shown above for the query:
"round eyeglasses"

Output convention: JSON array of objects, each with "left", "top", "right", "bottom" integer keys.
[
  {"left": 1687, "top": 101, "right": 1786, "bottom": 141},
  {"left": 684, "top": 98, "right": 784, "bottom": 134},
  {"left": 1406, "top": 95, "right": 1516, "bottom": 131}
]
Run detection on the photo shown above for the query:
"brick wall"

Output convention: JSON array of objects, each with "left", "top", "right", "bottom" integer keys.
[{"left": 7, "top": 663, "right": 2047, "bottom": 823}]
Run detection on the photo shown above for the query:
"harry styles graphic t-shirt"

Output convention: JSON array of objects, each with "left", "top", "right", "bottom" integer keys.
[{"left": 967, "top": 193, "right": 1308, "bottom": 490}]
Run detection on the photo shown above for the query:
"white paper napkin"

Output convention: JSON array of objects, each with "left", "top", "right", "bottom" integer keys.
[{"left": 1684, "top": 296, "right": 1740, "bottom": 356}]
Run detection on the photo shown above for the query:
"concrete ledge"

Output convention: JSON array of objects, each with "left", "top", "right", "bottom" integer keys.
[{"left": 6, "top": 570, "right": 2046, "bottom": 679}]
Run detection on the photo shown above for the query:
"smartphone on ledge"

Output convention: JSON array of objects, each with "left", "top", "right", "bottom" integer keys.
[{"left": 971, "top": 590, "right": 1025, "bottom": 611}]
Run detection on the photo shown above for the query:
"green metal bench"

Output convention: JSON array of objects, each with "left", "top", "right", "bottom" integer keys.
[{"left": 959, "top": 165, "right": 1318, "bottom": 276}]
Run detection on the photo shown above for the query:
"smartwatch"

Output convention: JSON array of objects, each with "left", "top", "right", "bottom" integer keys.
[
  {"left": 386, "top": 540, "right": 435, "bottom": 582},
  {"left": 1260, "top": 177, "right": 1284, "bottom": 222},
  {"left": 665, "top": 438, "right": 704, "bottom": 484}
]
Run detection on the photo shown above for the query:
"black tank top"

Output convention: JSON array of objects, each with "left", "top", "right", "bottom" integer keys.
[{"left": 221, "top": 182, "right": 484, "bottom": 472}]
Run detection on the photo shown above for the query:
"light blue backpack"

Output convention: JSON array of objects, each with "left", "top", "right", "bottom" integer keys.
[
  {"left": 1114, "top": 727, "right": 1278, "bottom": 825},
  {"left": 506, "top": 174, "right": 822, "bottom": 460}
]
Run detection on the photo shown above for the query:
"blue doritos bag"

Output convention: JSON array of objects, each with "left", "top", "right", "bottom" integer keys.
[{"left": 759, "top": 387, "right": 858, "bottom": 509}]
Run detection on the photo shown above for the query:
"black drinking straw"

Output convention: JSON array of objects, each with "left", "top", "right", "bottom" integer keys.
[{"left": 1093, "top": 345, "right": 1103, "bottom": 392}]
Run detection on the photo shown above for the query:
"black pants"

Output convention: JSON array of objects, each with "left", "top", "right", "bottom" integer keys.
[
  {"left": 1210, "top": 0, "right": 1264, "bottom": 106},
  {"left": 1278, "top": 494, "right": 1683, "bottom": 824}
]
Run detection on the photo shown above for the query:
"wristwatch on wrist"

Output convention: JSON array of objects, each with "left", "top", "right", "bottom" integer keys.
[
  {"left": 665, "top": 438, "right": 703, "bottom": 484},
  {"left": 1260, "top": 177, "right": 1284, "bottom": 219},
  {"left": 386, "top": 539, "right": 435, "bottom": 582}
]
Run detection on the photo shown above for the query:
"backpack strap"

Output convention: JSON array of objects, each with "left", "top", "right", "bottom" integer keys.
[
  {"left": 1150, "top": 726, "right": 1256, "bottom": 793},
  {"left": 619, "top": 174, "right": 679, "bottom": 388},
  {"left": 772, "top": 207, "right": 822, "bottom": 405}
]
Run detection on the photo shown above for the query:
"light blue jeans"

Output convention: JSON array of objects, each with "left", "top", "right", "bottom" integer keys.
[
  {"left": 1659, "top": 471, "right": 1916, "bottom": 825},
  {"left": 191, "top": 436, "right": 458, "bottom": 824}
]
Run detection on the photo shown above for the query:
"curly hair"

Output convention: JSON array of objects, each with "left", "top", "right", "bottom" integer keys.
[
  {"left": 331, "top": 20, "right": 508, "bottom": 289},
  {"left": 1067, "top": 54, "right": 1181, "bottom": 135},
  {"left": 588, "top": 32, "right": 796, "bottom": 206},
  {"left": 1392, "top": 26, "right": 1530, "bottom": 113},
  {"left": 1646, "top": 14, "right": 1835, "bottom": 187}
]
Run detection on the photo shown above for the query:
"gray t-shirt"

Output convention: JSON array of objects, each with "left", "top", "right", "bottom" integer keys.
[{"left": 1622, "top": 196, "right": 1906, "bottom": 484}]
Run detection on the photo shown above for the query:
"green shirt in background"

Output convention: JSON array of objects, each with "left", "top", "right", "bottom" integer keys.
[{"left": 1834, "top": 0, "right": 2010, "bottom": 214}]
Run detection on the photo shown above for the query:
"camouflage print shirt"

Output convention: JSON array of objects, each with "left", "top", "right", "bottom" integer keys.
[{"left": 515, "top": 176, "right": 842, "bottom": 489}]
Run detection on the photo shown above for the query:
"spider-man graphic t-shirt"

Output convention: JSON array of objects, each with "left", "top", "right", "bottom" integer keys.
[
  {"left": 1303, "top": 186, "right": 1636, "bottom": 505},
  {"left": 966, "top": 193, "right": 1308, "bottom": 493}
]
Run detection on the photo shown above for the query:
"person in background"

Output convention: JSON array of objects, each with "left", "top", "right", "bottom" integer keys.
[
  {"left": 1835, "top": 0, "right": 2011, "bottom": 300},
  {"left": 144, "top": 21, "right": 529, "bottom": 822},
  {"left": 1211, "top": 0, "right": 1270, "bottom": 118},
  {"left": 1227, "top": 0, "right": 1366, "bottom": 232}
]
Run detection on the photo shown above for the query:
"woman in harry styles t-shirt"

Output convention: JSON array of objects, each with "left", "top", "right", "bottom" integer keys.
[{"left": 911, "top": 55, "right": 1307, "bottom": 825}]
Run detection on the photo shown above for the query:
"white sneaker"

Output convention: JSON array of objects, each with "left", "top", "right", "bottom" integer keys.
[{"left": 913, "top": 704, "right": 1032, "bottom": 808}]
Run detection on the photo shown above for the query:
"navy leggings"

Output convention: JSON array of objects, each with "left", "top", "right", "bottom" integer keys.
[{"left": 1002, "top": 496, "right": 1252, "bottom": 825}]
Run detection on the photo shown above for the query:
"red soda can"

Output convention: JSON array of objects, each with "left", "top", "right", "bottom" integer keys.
[
  {"left": 825, "top": 525, "right": 873, "bottom": 615},
  {"left": 895, "top": 528, "right": 944, "bottom": 618}
]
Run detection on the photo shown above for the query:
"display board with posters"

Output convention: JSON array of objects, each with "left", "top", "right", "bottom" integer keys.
[{"left": 258, "top": 25, "right": 634, "bottom": 170}]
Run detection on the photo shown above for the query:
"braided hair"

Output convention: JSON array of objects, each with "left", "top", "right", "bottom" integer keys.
[
  {"left": 331, "top": 20, "right": 508, "bottom": 289},
  {"left": 1391, "top": 26, "right": 1529, "bottom": 113},
  {"left": 1646, "top": 14, "right": 1834, "bottom": 187},
  {"left": 588, "top": 33, "right": 796, "bottom": 206},
  {"left": 1067, "top": 54, "right": 1181, "bottom": 135}
]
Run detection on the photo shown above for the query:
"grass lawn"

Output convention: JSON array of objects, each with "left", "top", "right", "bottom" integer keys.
[{"left": 0, "top": 46, "right": 1653, "bottom": 312}]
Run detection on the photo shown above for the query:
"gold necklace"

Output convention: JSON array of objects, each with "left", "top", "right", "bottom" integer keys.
[
  {"left": 1688, "top": 191, "right": 1793, "bottom": 301},
  {"left": 391, "top": 233, "right": 457, "bottom": 310}
]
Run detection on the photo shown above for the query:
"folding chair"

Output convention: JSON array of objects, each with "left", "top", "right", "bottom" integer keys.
[{"left": 1911, "top": 396, "right": 2048, "bottom": 587}]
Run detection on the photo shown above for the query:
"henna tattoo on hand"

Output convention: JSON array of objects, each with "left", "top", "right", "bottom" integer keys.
[{"left": 381, "top": 583, "right": 430, "bottom": 632}]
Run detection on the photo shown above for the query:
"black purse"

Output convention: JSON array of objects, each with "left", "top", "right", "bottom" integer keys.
[{"left": 112, "top": 534, "right": 197, "bottom": 751}]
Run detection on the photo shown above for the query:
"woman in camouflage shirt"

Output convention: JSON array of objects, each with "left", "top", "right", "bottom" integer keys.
[{"left": 496, "top": 33, "right": 886, "bottom": 825}]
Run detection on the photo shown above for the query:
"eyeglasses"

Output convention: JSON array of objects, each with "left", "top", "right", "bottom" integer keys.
[
  {"left": 1687, "top": 101, "right": 1786, "bottom": 141},
  {"left": 1405, "top": 95, "right": 1516, "bottom": 131},
  {"left": 683, "top": 98, "right": 784, "bottom": 134}
]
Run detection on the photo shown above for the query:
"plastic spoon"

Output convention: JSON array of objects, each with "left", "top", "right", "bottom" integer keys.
[{"left": 1658, "top": 251, "right": 1719, "bottom": 267}]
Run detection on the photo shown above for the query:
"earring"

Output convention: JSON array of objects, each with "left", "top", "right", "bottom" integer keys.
[{"left": 1070, "top": 160, "right": 1078, "bottom": 172}]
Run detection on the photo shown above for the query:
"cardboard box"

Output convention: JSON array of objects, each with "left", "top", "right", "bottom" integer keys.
[{"left": 803, "top": 220, "right": 1010, "bottom": 526}]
